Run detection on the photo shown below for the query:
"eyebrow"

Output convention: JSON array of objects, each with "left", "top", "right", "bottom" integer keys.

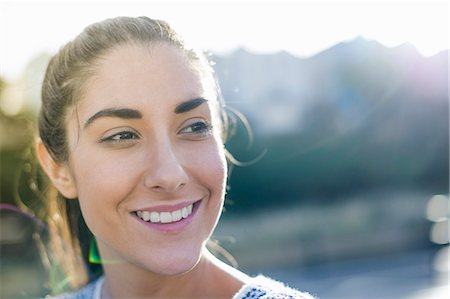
[
  {"left": 84, "top": 108, "right": 142, "bottom": 129},
  {"left": 174, "top": 97, "right": 207, "bottom": 114},
  {"left": 83, "top": 98, "right": 208, "bottom": 129}
]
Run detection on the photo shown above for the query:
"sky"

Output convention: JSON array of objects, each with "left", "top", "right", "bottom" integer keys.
[{"left": 0, "top": 0, "right": 449, "bottom": 81}]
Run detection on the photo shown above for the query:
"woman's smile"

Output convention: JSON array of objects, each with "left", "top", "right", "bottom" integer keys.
[{"left": 132, "top": 199, "right": 203, "bottom": 233}]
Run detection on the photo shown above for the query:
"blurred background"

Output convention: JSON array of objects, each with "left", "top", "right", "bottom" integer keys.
[{"left": 1, "top": 1, "right": 449, "bottom": 298}]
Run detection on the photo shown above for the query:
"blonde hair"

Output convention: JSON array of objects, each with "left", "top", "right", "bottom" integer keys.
[{"left": 38, "top": 16, "right": 228, "bottom": 290}]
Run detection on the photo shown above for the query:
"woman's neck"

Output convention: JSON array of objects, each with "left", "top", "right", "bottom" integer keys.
[{"left": 101, "top": 250, "right": 249, "bottom": 299}]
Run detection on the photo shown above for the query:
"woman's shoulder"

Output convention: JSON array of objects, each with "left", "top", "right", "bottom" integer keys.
[
  {"left": 232, "top": 275, "right": 317, "bottom": 299},
  {"left": 49, "top": 277, "right": 103, "bottom": 299}
]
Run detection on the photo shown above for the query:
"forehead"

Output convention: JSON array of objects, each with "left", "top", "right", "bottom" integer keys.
[{"left": 75, "top": 43, "right": 214, "bottom": 115}]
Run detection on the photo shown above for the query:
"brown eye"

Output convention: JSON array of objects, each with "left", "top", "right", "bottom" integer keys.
[
  {"left": 101, "top": 131, "right": 140, "bottom": 143},
  {"left": 179, "top": 121, "right": 213, "bottom": 136}
]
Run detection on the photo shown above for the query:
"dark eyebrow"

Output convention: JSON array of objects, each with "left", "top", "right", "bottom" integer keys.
[
  {"left": 174, "top": 97, "right": 207, "bottom": 114},
  {"left": 84, "top": 108, "right": 142, "bottom": 129}
]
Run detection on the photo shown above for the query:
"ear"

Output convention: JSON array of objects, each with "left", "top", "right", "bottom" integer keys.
[{"left": 36, "top": 138, "right": 78, "bottom": 199}]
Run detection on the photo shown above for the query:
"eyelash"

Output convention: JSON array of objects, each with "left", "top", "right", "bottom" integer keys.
[
  {"left": 179, "top": 121, "right": 213, "bottom": 137},
  {"left": 100, "top": 131, "right": 139, "bottom": 143},
  {"left": 100, "top": 121, "right": 213, "bottom": 143}
]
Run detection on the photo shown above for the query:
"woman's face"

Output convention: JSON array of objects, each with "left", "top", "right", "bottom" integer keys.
[{"left": 64, "top": 44, "right": 227, "bottom": 275}]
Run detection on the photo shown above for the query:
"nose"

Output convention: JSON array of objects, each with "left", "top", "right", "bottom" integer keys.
[{"left": 143, "top": 141, "right": 188, "bottom": 193}]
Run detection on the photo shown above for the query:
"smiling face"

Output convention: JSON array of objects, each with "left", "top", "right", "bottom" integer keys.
[{"left": 62, "top": 43, "right": 227, "bottom": 275}]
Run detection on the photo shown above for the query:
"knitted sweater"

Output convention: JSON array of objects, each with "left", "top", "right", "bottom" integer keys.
[{"left": 52, "top": 275, "right": 316, "bottom": 299}]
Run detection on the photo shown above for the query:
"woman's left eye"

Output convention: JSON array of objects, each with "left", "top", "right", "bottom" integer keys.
[{"left": 179, "top": 121, "right": 213, "bottom": 137}]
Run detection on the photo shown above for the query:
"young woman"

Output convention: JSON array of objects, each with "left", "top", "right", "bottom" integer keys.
[{"left": 37, "top": 16, "right": 315, "bottom": 299}]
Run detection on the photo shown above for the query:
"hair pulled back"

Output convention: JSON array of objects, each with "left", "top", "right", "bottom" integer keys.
[{"left": 38, "top": 16, "right": 222, "bottom": 291}]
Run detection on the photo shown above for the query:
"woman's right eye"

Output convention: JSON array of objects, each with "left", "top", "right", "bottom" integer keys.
[{"left": 100, "top": 131, "right": 140, "bottom": 143}]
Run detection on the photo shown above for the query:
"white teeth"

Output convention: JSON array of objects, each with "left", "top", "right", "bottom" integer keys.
[
  {"left": 136, "top": 203, "right": 195, "bottom": 224},
  {"left": 182, "top": 207, "right": 188, "bottom": 219},
  {"left": 160, "top": 212, "right": 172, "bottom": 223},
  {"left": 141, "top": 211, "right": 151, "bottom": 222},
  {"left": 150, "top": 212, "right": 160, "bottom": 223},
  {"left": 172, "top": 210, "right": 182, "bottom": 222}
]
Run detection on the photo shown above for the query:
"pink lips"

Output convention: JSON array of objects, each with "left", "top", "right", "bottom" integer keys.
[{"left": 133, "top": 200, "right": 201, "bottom": 233}]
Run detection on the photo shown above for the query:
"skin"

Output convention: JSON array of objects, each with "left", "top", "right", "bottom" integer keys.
[{"left": 37, "top": 44, "right": 249, "bottom": 298}]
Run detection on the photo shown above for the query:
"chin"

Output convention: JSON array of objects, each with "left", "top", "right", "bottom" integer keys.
[{"left": 139, "top": 246, "right": 203, "bottom": 276}]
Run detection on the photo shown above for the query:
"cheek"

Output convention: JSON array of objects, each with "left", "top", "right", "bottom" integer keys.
[
  {"left": 73, "top": 150, "right": 140, "bottom": 193},
  {"left": 200, "top": 149, "right": 227, "bottom": 230},
  {"left": 186, "top": 141, "right": 227, "bottom": 191},
  {"left": 69, "top": 147, "right": 142, "bottom": 225}
]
